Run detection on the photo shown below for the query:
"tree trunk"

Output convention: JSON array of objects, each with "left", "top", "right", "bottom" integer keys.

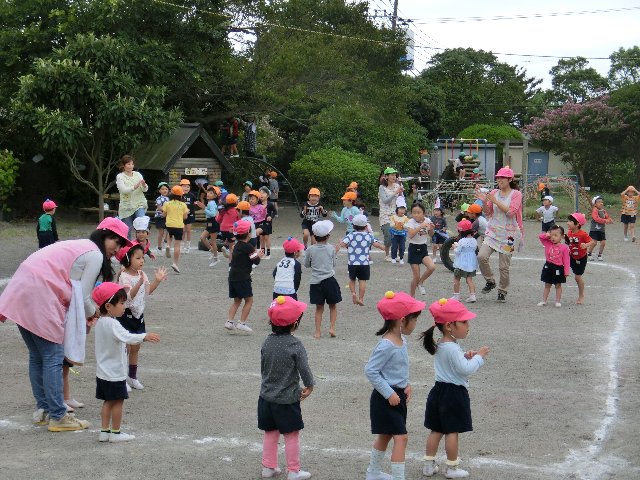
[
  {"left": 97, "top": 156, "right": 105, "bottom": 222},
  {"left": 578, "top": 169, "right": 585, "bottom": 187}
]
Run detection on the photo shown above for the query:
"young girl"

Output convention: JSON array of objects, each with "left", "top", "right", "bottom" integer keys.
[
  {"left": 406, "top": 203, "right": 436, "bottom": 297},
  {"left": 421, "top": 298, "right": 489, "bottom": 478},
  {"left": 565, "top": 213, "right": 595, "bottom": 305},
  {"left": 116, "top": 243, "right": 168, "bottom": 390},
  {"left": 180, "top": 179, "right": 197, "bottom": 253},
  {"left": 216, "top": 193, "right": 240, "bottom": 259},
  {"left": 162, "top": 185, "right": 188, "bottom": 273},
  {"left": 537, "top": 225, "right": 570, "bottom": 308},
  {"left": 331, "top": 191, "right": 360, "bottom": 234},
  {"left": 430, "top": 208, "right": 448, "bottom": 262},
  {"left": 197, "top": 186, "right": 220, "bottom": 267},
  {"left": 587, "top": 195, "right": 612, "bottom": 261},
  {"left": 300, "top": 188, "right": 328, "bottom": 249},
  {"left": 37, "top": 199, "right": 59, "bottom": 248},
  {"left": 364, "top": 290, "right": 425, "bottom": 480},
  {"left": 92, "top": 282, "right": 160, "bottom": 442},
  {"left": 259, "top": 296, "right": 314, "bottom": 480},
  {"left": 155, "top": 182, "right": 170, "bottom": 251},
  {"left": 132, "top": 216, "right": 155, "bottom": 260},
  {"left": 260, "top": 187, "right": 277, "bottom": 258},
  {"left": 248, "top": 190, "right": 266, "bottom": 250},
  {"left": 452, "top": 220, "right": 477, "bottom": 303}
]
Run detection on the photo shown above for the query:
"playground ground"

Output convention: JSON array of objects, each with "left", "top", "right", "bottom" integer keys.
[{"left": 0, "top": 207, "right": 639, "bottom": 480}]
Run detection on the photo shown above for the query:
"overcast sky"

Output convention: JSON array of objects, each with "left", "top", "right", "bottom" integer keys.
[{"left": 368, "top": 0, "right": 640, "bottom": 87}]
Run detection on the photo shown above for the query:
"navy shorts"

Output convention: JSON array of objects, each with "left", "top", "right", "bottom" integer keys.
[
  {"left": 219, "top": 231, "right": 235, "bottom": 242},
  {"left": 540, "top": 261, "right": 566, "bottom": 285},
  {"left": 590, "top": 230, "right": 606, "bottom": 241},
  {"left": 205, "top": 218, "right": 220, "bottom": 234},
  {"left": 184, "top": 213, "right": 196, "bottom": 225},
  {"left": 309, "top": 277, "right": 342, "bottom": 305},
  {"left": 301, "top": 220, "right": 315, "bottom": 232},
  {"left": 37, "top": 231, "right": 56, "bottom": 249},
  {"left": 154, "top": 217, "right": 166, "bottom": 229},
  {"left": 541, "top": 220, "right": 555, "bottom": 232},
  {"left": 229, "top": 279, "right": 253, "bottom": 299},
  {"left": 273, "top": 292, "right": 298, "bottom": 300},
  {"left": 260, "top": 221, "right": 273, "bottom": 235},
  {"left": 424, "top": 382, "right": 472, "bottom": 434},
  {"left": 348, "top": 264, "right": 370, "bottom": 281},
  {"left": 166, "top": 227, "right": 183, "bottom": 241},
  {"left": 621, "top": 214, "right": 636, "bottom": 224},
  {"left": 96, "top": 377, "right": 128, "bottom": 401},
  {"left": 570, "top": 256, "right": 587, "bottom": 276},
  {"left": 117, "top": 309, "right": 145, "bottom": 334},
  {"left": 257, "top": 397, "right": 304, "bottom": 434},
  {"left": 370, "top": 387, "right": 407, "bottom": 435},
  {"left": 408, "top": 243, "right": 429, "bottom": 265}
]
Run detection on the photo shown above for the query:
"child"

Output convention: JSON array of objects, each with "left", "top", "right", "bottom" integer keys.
[
  {"left": 336, "top": 214, "right": 384, "bottom": 306},
  {"left": 406, "top": 203, "right": 436, "bottom": 297},
  {"left": 116, "top": 243, "right": 168, "bottom": 390},
  {"left": 303, "top": 220, "right": 342, "bottom": 339},
  {"left": 470, "top": 168, "right": 481, "bottom": 181},
  {"left": 269, "top": 171, "right": 279, "bottom": 216},
  {"left": 162, "top": 185, "right": 188, "bottom": 273},
  {"left": 565, "top": 213, "right": 595, "bottom": 305},
  {"left": 225, "top": 220, "right": 263, "bottom": 333},
  {"left": 154, "top": 182, "right": 170, "bottom": 251},
  {"left": 538, "top": 182, "right": 550, "bottom": 204},
  {"left": 332, "top": 191, "right": 361, "bottom": 234},
  {"left": 259, "top": 296, "right": 314, "bottom": 480},
  {"left": 537, "top": 225, "right": 570, "bottom": 308},
  {"left": 536, "top": 195, "right": 559, "bottom": 232},
  {"left": 37, "top": 199, "right": 59, "bottom": 248},
  {"left": 237, "top": 200, "right": 258, "bottom": 248},
  {"left": 464, "top": 204, "right": 487, "bottom": 242},
  {"left": 92, "top": 282, "right": 160, "bottom": 442},
  {"left": 241, "top": 180, "right": 253, "bottom": 201},
  {"left": 216, "top": 193, "right": 240, "bottom": 259},
  {"left": 364, "top": 290, "right": 425, "bottom": 480},
  {"left": 300, "top": 188, "right": 328, "bottom": 248},
  {"left": 259, "top": 187, "right": 277, "bottom": 258},
  {"left": 248, "top": 190, "right": 267, "bottom": 251},
  {"left": 620, "top": 185, "right": 640, "bottom": 242},
  {"left": 421, "top": 298, "right": 489, "bottom": 479},
  {"left": 273, "top": 237, "right": 304, "bottom": 300},
  {"left": 452, "top": 219, "right": 478, "bottom": 303},
  {"left": 587, "top": 195, "right": 612, "bottom": 261},
  {"left": 389, "top": 206, "right": 410, "bottom": 264},
  {"left": 132, "top": 216, "right": 155, "bottom": 260},
  {"left": 180, "top": 179, "right": 197, "bottom": 253},
  {"left": 430, "top": 208, "right": 448, "bottom": 262},
  {"left": 197, "top": 186, "right": 220, "bottom": 267}
]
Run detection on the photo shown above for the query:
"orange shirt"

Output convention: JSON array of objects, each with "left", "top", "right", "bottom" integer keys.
[
  {"left": 566, "top": 229, "right": 592, "bottom": 259},
  {"left": 620, "top": 194, "right": 640, "bottom": 216}
]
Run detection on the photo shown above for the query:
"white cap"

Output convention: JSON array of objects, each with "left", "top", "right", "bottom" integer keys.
[
  {"left": 352, "top": 214, "right": 368, "bottom": 227},
  {"left": 312, "top": 220, "right": 334, "bottom": 237},
  {"left": 592, "top": 195, "right": 602, "bottom": 204},
  {"left": 132, "top": 215, "right": 150, "bottom": 231},
  {"left": 395, "top": 194, "right": 407, "bottom": 209},
  {"left": 543, "top": 195, "right": 554, "bottom": 203}
]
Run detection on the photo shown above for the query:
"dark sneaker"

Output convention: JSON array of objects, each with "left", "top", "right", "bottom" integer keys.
[
  {"left": 497, "top": 292, "right": 506, "bottom": 303},
  {"left": 481, "top": 281, "right": 496, "bottom": 294}
]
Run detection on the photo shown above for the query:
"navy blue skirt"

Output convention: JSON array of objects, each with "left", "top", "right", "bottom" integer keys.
[
  {"left": 258, "top": 397, "right": 304, "bottom": 434},
  {"left": 424, "top": 381, "right": 472, "bottom": 434}
]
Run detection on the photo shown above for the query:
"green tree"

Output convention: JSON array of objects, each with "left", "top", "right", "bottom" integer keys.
[
  {"left": 0, "top": 149, "right": 20, "bottom": 220},
  {"left": 608, "top": 46, "right": 640, "bottom": 89},
  {"left": 549, "top": 57, "right": 609, "bottom": 103},
  {"left": 457, "top": 124, "right": 522, "bottom": 144},
  {"left": 610, "top": 83, "right": 640, "bottom": 184},
  {"left": 12, "top": 34, "right": 182, "bottom": 220}
]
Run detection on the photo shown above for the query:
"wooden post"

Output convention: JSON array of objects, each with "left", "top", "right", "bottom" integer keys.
[{"left": 522, "top": 137, "right": 529, "bottom": 217}]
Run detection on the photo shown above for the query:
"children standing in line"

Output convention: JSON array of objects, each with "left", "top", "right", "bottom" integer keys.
[
  {"left": 273, "top": 237, "right": 304, "bottom": 300},
  {"left": 300, "top": 188, "right": 328, "bottom": 249},
  {"left": 162, "top": 185, "right": 188, "bottom": 273},
  {"left": 154, "top": 182, "right": 170, "bottom": 251},
  {"left": 537, "top": 225, "right": 570, "bottom": 308},
  {"left": 406, "top": 204, "right": 436, "bottom": 297},
  {"left": 421, "top": 298, "right": 489, "bottom": 479},
  {"left": 364, "top": 291, "right": 425, "bottom": 480},
  {"left": 92, "top": 282, "right": 160, "bottom": 443},
  {"left": 332, "top": 191, "right": 361, "bottom": 234},
  {"left": 216, "top": 193, "right": 240, "bottom": 259},
  {"left": 389, "top": 206, "right": 410, "bottom": 264},
  {"left": 259, "top": 296, "right": 315, "bottom": 480},
  {"left": 303, "top": 220, "right": 342, "bottom": 339},
  {"left": 565, "top": 213, "right": 595, "bottom": 305},
  {"left": 452, "top": 220, "right": 478, "bottom": 303},
  {"left": 587, "top": 195, "right": 612, "bottom": 261},
  {"left": 336, "top": 214, "right": 384, "bottom": 306},
  {"left": 116, "top": 243, "right": 168, "bottom": 390},
  {"left": 37, "top": 199, "right": 59, "bottom": 248},
  {"left": 180, "top": 179, "right": 197, "bottom": 253},
  {"left": 536, "top": 195, "right": 559, "bottom": 232},
  {"left": 225, "top": 220, "right": 263, "bottom": 333},
  {"left": 259, "top": 187, "right": 277, "bottom": 258},
  {"left": 430, "top": 208, "right": 448, "bottom": 262},
  {"left": 620, "top": 185, "right": 640, "bottom": 242},
  {"left": 198, "top": 186, "right": 220, "bottom": 267}
]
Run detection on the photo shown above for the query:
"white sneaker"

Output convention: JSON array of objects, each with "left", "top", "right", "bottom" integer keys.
[
  {"left": 418, "top": 284, "right": 426, "bottom": 295},
  {"left": 399, "top": 259, "right": 404, "bottom": 265},
  {"left": 385, "top": 255, "right": 391, "bottom": 262},
  {"left": 423, "top": 461, "right": 439, "bottom": 477},
  {"left": 365, "top": 472, "right": 392, "bottom": 480},
  {"left": 109, "top": 432, "right": 135, "bottom": 443},
  {"left": 64, "top": 402, "right": 74, "bottom": 413},
  {"left": 391, "top": 259, "right": 397, "bottom": 264},
  {"left": 624, "top": 237, "right": 629, "bottom": 242},
  {"left": 555, "top": 302, "right": 562, "bottom": 308},
  {"left": 127, "top": 377, "right": 144, "bottom": 390},
  {"left": 209, "top": 259, "right": 220, "bottom": 267},
  {"left": 451, "top": 294, "right": 460, "bottom": 301},
  {"left": 537, "top": 301, "right": 547, "bottom": 306},
  {"left": 171, "top": 263, "right": 180, "bottom": 273},
  {"left": 264, "top": 254, "right": 271, "bottom": 260},
  {"left": 262, "top": 466, "right": 282, "bottom": 478},
  {"left": 224, "top": 320, "right": 237, "bottom": 331},
  {"left": 235, "top": 322, "right": 253, "bottom": 333},
  {"left": 33, "top": 408, "right": 49, "bottom": 425},
  {"left": 126, "top": 382, "right": 132, "bottom": 393},
  {"left": 221, "top": 246, "right": 230, "bottom": 258},
  {"left": 597, "top": 255, "right": 603, "bottom": 261},
  {"left": 99, "top": 431, "right": 110, "bottom": 442},
  {"left": 466, "top": 295, "right": 476, "bottom": 303},
  {"left": 65, "top": 398, "right": 84, "bottom": 409},
  {"left": 445, "top": 466, "right": 469, "bottom": 478},
  {"left": 287, "top": 471, "right": 311, "bottom": 480}
]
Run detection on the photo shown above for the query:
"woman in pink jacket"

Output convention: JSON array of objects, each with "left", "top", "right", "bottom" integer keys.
[{"left": 0, "top": 218, "right": 131, "bottom": 432}]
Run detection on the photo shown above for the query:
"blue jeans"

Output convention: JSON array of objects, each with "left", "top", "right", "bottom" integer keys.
[
  {"left": 121, "top": 207, "right": 147, "bottom": 239},
  {"left": 391, "top": 234, "right": 406, "bottom": 260},
  {"left": 18, "top": 326, "right": 66, "bottom": 419}
]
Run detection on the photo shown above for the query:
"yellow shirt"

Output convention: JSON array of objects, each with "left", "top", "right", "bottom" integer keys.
[
  {"left": 620, "top": 194, "right": 640, "bottom": 216},
  {"left": 163, "top": 200, "right": 188, "bottom": 228}
]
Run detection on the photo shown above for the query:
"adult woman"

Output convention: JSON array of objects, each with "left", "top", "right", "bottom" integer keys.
[
  {"left": 0, "top": 218, "right": 131, "bottom": 431},
  {"left": 378, "top": 167, "right": 404, "bottom": 261},
  {"left": 116, "top": 154, "right": 149, "bottom": 238},
  {"left": 475, "top": 167, "right": 523, "bottom": 303}
]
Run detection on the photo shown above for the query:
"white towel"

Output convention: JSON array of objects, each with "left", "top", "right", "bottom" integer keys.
[{"left": 63, "top": 279, "right": 87, "bottom": 365}]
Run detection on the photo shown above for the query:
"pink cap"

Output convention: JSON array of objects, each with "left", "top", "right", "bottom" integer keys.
[
  {"left": 429, "top": 298, "right": 476, "bottom": 324},
  {"left": 570, "top": 212, "right": 586, "bottom": 226},
  {"left": 233, "top": 220, "right": 251, "bottom": 235},
  {"left": 115, "top": 242, "right": 142, "bottom": 262},
  {"left": 97, "top": 217, "right": 133, "bottom": 247},
  {"left": 283, "top": 237, "right": 304, "bottom": 253},
  {"left": 457, "top": 219, "right": 473, "bottom": 231},
  {"left": 42, "top": 199, "right": 58, "bottom": 211},
  {"left": 495, "top": 167, "right": 514, "bottom": 178},
  {"left": 377, "top": 291, "right": 426, "bottom": 321},
  {"left": 268, "top": 295, "right": 308, "bottom": 326},
  {"left": 91, "top": 282, "right": 130, "bottom": 307}
]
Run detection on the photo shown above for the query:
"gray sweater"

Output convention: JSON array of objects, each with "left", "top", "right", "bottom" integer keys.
[
  {"left": 303, "top": 243, "right": 336, "bottom": 284},
  {"left": 260, "top": 334, "right": 315, "bottom": 404}
]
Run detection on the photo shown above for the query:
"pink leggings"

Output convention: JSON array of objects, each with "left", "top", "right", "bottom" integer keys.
[{"left": 262, "top": 430, "right": 300, "bottom": 472}]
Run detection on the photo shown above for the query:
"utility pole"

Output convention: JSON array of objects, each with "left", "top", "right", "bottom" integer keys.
[{"left": 391, "top": 0, "right": 399, "bottom": 30}]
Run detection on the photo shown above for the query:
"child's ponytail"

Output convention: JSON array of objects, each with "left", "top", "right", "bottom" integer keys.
[{"left": 419, "top": 324, "right": 442, "bottom": 355}]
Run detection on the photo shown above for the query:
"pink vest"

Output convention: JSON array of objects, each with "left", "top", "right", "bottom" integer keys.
[{"left": 0, "top": 239, "right": 99, "bottom": 343}]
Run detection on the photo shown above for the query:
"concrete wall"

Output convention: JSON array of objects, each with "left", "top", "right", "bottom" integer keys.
[{"left": 505, "top": 145, "right": 571, "bottom": 177}]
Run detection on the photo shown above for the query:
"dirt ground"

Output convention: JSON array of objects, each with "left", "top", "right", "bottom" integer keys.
[{"left": 1, "top": 207, "right": 639, "bottom": 480}]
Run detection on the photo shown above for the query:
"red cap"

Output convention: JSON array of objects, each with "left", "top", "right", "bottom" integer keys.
[
  {"left": 283, "top": 237, "right": 304, "bottom": 253},
  {"left": 457, "top": 219, "right": 473, "bottom": 231},
  {"left": 570, "top": 212, "right": 586, "bottom": 226},
  {"left": 91, "top": 282, "right": 130, "bottom": 307},
  {"left": 233, "top": 220, "right": 251, "bottom": 235},
  {"left": 42, "top": 199, "right": 58, "bottom": 211},
  {"left": 115, "top": 241, "right": 142, "bottom": 262},
  {"left": 96, "top": 217, "right": 133, "bottom": 247},
  {"left": 268, "top": 295, "right": 307, "bottom": 326},
  {"left": 495, "top": 167, "right": 514, "bottom": 179},
  {"left": 429, "top": 298, "right": 476, "bottom": 324},
  {"left": 376, "top": 291, "right": 426, "bottom": 321}
]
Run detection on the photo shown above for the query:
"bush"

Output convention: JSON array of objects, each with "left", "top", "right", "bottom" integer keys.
[
  {"left": 457, "top": 123, "right": 523, "bottom": 144},
  {"left": 0, "top": 149, "right": 20, "bottom": 215},
  {"left": 288, "top": 148, "right": 380, "bottom": 207}
]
